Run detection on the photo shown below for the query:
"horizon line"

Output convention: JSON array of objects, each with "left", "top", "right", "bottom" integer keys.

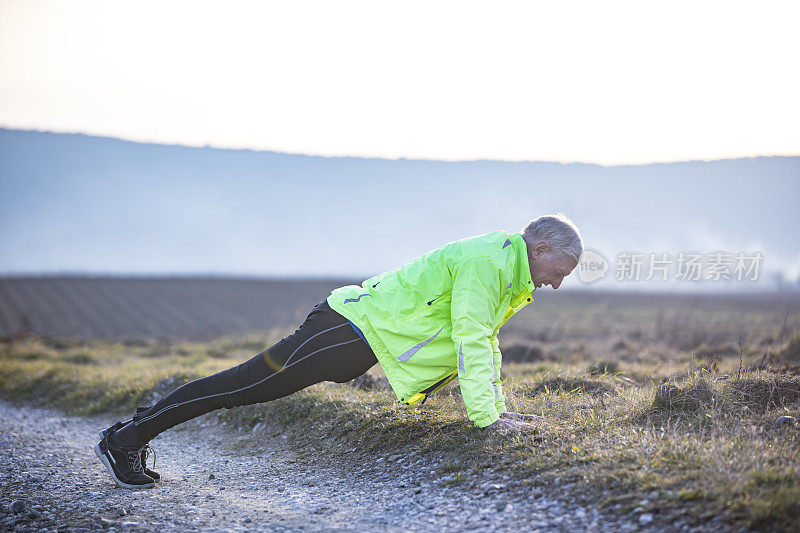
[
  {"left": 0, "top": 272, "right": 795, "bottom": 297},
  {"left": 3, "top": 126, "right": 799, "bottom": 168}
]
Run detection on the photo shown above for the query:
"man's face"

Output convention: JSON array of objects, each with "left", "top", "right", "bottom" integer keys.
[{"left": 530, "top": 242, "right": 578, "bottom": 290}]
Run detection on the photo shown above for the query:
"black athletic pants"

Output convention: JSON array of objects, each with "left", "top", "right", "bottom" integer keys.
[{"left": 131, "top": 300, "right": 377, "bottom": 443}]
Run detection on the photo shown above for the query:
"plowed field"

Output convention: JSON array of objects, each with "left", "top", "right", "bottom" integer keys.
[{"left": 0, "top": 277, "right": 353, "bottom": 341}]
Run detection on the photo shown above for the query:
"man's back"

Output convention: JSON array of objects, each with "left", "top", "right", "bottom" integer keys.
[{"left": 327, "top": 230, "right": 535, "bottom": 427}]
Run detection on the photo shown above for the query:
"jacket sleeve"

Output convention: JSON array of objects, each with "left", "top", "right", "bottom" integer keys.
[
  {"left": 450, "top": 257, "right": 502, "bottom": 428},
  {"left": 489, "top": 334, "right": 507, "bottom": 415}
]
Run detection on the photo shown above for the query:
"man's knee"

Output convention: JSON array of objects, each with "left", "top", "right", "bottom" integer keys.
[{"left": 217, "top": 355, "right": 275, "bottom": 408}]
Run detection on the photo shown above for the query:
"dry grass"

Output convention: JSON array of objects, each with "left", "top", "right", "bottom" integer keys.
[
  {"left": 651, "top": 376, "right": 715, "bottom": 414},
  {"left": 720, "top": 374, "right": 800, "bottom": 411},
  {"left": 0, "top": 333, "right": 283, "bottom": 415},
  {"left": 782, "top": 333, "right": 800, "bottom": 362},
  {"left": 1, "top": 295, "right": 799, "bottom": 531}
]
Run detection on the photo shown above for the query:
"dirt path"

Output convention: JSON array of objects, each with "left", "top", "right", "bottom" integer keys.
[{"left": 0, "top": 401, "right": 668, "bottom": 532}]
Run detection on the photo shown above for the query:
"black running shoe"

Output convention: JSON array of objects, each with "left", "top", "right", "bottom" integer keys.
[
  {"left": 99, "top": 408, "right": 161, "bottom": 482},
  {"left": 94, "top": 434, "right": 155, "bottom": 489}
]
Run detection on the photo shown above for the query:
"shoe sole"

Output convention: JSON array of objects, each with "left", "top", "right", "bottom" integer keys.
[
  {"left": 94, "top": 442, "right": 155, "bottom": 490},
  {"left": 99, "top": 429, "right": 161, "bottom": 483}
]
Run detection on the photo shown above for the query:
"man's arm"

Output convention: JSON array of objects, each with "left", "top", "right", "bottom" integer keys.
[
  {"left": 450, "top": 258, "right": 503, "bottom": 428},
  {"left": 489, "top": 334, "right": 506, "bottom": 416},
  {"left": 490, "top": 334, "right": 543, "bottom": 424}
]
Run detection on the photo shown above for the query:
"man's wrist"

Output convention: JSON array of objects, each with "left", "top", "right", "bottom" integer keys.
[{"left": 474, "top": 410, "right": 500, "bottom": 429}]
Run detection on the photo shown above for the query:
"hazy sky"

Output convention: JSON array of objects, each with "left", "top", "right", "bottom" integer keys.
[{"left": 1, "top": 1, "right": 798, "bottom": 165}]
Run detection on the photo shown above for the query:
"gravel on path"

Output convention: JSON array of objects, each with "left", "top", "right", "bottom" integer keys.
[{"left": 0, "top": 401, "right": 730, "bottom": 532}]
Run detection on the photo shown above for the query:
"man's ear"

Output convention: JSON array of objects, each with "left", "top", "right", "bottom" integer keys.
[{"left": 532, "top": 241, "right": 550, "bottom": 259}]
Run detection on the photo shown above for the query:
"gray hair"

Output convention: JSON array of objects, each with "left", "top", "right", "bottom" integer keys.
[{"left": 521, "top": 213, "right": 584, "bottom": 262}]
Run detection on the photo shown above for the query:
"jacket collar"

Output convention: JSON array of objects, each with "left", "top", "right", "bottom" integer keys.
[{"left": 508, "top": 232, "right": 534, "bottom": 297}]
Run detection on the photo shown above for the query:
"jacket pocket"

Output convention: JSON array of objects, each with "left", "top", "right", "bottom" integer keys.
[{"left": 397, "top": 291, "right": 451, "bottom": 324}]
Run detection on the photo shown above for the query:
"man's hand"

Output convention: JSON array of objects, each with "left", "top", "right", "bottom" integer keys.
[
  {"left": 485, "top": 418, "right": 537, "bottom": 432},
  {"left": 500, "top": 411, "right": 543, "bottom": 422}
]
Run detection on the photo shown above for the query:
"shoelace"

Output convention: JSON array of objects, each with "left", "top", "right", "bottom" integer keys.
[
  {"left": 128, "top": 448, "right": 144, "bottom": 474},
  {"left": 140, "top": 443, "right": 157, "bottom": 470}
]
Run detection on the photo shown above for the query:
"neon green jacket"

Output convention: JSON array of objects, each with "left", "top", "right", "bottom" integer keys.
[{"left": 327, "top": 230, "right": 535, "bottom": 428}]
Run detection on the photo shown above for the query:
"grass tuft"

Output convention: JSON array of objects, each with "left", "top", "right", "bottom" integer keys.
[
  {"left": 720, "top": 374, "right": 800, "bottom": 411},
  {"left": 348, "top": 372, "right": 391, "bottom": 391},
  {"left": 525, "top": 374, "right": 618, "bottom": 397},
  {"left": 587, "top": 360, "right": 620, "bottom": 375},
  {"left": 651, "top": 375, "right": 715, "bottom": 414}
]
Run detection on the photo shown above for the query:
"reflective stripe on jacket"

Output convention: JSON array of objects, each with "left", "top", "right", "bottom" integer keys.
[{"left": 327, "top": 230, "right": 535, "bottom": 428}]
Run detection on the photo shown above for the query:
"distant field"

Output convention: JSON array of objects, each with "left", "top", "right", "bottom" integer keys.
[
  {"left": 2, "top": 277, "right": 799, "bottom": 350},
  {"left": 0, "top": 277, "right": 355, "bottom": 340}
]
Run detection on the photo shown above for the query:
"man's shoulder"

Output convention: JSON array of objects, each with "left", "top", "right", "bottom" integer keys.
[
  {"left": 445, "top": 230, "right": 515, "bottom": 262},
  {"left": 458, "top": 230, "right": 511, "bottom": 246}
]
